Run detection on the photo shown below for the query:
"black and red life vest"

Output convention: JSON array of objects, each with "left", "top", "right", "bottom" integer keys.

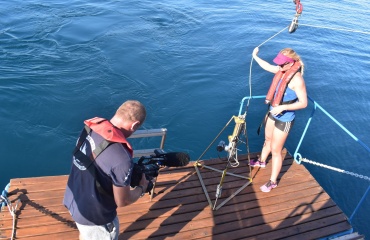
[
  {"left": 72, "top": 117, "right": 133, "bottom": 196},
  {"left": 82, "top": 117, "right": 133, "bottom": 157},
  {"left": 265, "top": 61, "right": 301, "bottom": 107}
]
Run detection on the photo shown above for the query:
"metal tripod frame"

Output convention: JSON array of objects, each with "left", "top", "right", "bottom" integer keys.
[{"left": 194, "top": 113, "right": 253, "bottom": 211}]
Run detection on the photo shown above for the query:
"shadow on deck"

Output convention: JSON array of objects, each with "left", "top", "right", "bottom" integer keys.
[{"left": 0, "top": 152, "right": 355, "bottom": 240}]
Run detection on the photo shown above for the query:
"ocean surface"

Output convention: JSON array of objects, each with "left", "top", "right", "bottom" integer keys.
[{"left": 1, "top": 0, "right": 369, "bottom": 237}]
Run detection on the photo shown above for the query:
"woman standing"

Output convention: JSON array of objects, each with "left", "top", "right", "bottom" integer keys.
[{"left": 251, "top": 47, "right": 308, "bottom": 192}]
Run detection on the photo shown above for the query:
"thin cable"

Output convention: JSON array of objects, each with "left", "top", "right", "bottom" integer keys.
[
  {"left": 257, "top": 26, "right": 289, "bottom": 48},
  {"left": 299, "top": 23, "right": 370, "bottom": 35},
  {"left": 247, "top": 26, "right": 288, "bottom": 109}
]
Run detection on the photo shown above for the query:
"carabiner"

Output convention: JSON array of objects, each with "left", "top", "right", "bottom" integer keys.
[{"left": 294, "top": 0, "right": 303, "bottom": 14}]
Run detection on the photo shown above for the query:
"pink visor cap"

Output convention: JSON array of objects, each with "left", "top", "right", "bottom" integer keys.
[{"left": 273, "top": 53, "right": 294, "bottom": 65}]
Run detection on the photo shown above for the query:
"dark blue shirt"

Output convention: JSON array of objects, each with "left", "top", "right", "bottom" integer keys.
[{"left": 63, "top": 131, "right": 133, "bottom": 225}]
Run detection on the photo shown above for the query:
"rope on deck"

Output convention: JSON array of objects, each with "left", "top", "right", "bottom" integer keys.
[
  {"left": 301, "top": 158, "right": 370, "bottom": 181},
  {"left": 1, "top": 183, "right": 19, "bottom": 240}
]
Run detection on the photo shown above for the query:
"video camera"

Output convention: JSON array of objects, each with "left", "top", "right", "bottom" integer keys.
[{"left": 130, "top": 149, "right": 190, "bottom": 193}]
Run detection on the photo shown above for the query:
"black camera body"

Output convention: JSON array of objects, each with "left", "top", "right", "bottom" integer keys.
[
  {"left": 130, "top": 149, "right": 164, "bottom": 193},
  {"left": 130, "top": 160, "right": 160, "bottom": 194},
  {"left": 130, "top": 149, "right": 190, "bottom": 194}
]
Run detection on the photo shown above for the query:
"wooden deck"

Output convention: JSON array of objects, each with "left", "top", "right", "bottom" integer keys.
[{"left": 0, "top": 152, "right": 356, "bottom": 240}]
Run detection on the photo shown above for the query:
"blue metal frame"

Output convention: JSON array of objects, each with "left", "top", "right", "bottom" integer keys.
[
  {"left": 294, "top": 96, "right": 370, "bottom": 164},
  {"left": 238, "top": 95, "right": 266, "bottom": 116},
  {"left": 349, "top": 185, "right": 370, "bottom": 222},
  {"left": 0, "top": 183, "right": 10, "bottom": 210},
  {"left": 239, "top": 95, "right": 370, "bottom": 227}
]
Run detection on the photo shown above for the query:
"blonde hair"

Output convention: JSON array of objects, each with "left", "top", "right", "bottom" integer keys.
[
  {"left": 115, "top": 100, "right": 146, "bottom": 125},
  {"left": 280, "top": 48, "right": 305, "bottom": 76}
]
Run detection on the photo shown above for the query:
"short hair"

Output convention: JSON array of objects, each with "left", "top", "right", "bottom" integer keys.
[{"left": 115, "top": 100, "right": 146, "bottom": 125}]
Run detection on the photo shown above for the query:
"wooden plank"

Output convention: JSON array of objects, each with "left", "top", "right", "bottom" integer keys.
[
  {"left": 9, "top": 175, "right": 68, "bottom": 186},
  {"left": 16, "top": 231, "right": 79, "bottom": 240},
  {"left": 130, "top": 207, "right": 346, "bottom": 240},
  {"left": 118, "top": 189, "right": 336, "bottom": 239},
  {"left": 0, "top": 153, "right": 354, "bottom": 240},
  {"left": 119, "top": 198, "right": 337, "bottom": 238}
]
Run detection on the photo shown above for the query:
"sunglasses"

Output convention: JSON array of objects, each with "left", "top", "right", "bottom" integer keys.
[{"left": 279, "top": 62, "right": 291, "bottom": 67}]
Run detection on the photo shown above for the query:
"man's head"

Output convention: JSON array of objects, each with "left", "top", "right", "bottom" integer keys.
[{"left": 111, "top": 100, "right": 146, "bottom": 137}]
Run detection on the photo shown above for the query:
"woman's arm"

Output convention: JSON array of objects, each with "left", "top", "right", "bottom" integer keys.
[
  {"left": 285, "top": 73, "right": 308, "bottom": 111},
  {"left": 252, "top": 47, "right": 280, "bottom": 74}
]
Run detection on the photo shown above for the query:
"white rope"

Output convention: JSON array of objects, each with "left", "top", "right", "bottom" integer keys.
[
  {"left": 301, "top": 158, "right": 370, "bottom": 182},
  {"left": 0, "top": 195, "right": 19, "bottom": 240},
  {"left": 257, "top": 26, "right": 289, "bottom": 48},
  {"left": 299, "top": 23, "right": 370, "bottom": 35},
  {"left": 247, "top": 26, "right": 288, "bottom": 108},
  {"left": 228, "top": 150, "right": 239, "bottom": 168}
]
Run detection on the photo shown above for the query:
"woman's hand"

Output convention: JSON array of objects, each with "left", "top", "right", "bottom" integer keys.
[
  {"left": 270, "top": 105, "right": 286, "bottom": 116},
  {"left": 252, "top": 47, "right": 259, "bottom": 58},
  {"left": 252, "top": 47, "right": 279, "bottom": 73}
]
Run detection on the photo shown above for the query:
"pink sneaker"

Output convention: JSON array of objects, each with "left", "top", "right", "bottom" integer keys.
[
  {"left": 249, "top": 159, "right": 266, "bottom": 168},
  {"left": 260, "top": 180, "right": 277, "bottom": 192}
]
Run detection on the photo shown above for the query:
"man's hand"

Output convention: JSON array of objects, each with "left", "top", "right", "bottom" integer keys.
[{"left": 139, "top": 173, "right": 150, "bottom": 193}]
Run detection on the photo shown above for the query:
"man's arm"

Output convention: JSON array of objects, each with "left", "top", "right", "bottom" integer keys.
[
  {"left": 113, "top": 185, "right": 142, "bottom": 207},
  {"left": 113, "top": 173, "right": 149, "bottom": 207}
]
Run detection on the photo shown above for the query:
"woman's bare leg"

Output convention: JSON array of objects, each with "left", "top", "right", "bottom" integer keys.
[
  {"left": 259, "top": 117, "right": 275, "bottom": 162},
  {"left": 269, "top": 127, "right": 289, "bottom": 183}
]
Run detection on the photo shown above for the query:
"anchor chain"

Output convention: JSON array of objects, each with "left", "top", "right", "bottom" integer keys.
[{"left": 301, "top": 157, "right": 370, "bottom": 181}]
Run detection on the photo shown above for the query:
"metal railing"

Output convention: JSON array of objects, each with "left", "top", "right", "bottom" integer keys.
[
  {"left": 128, "top": 128, "right": 167, "bottom": 158},
  {"left": 294, "top": 96, "right": 370, "bottom": 164}
]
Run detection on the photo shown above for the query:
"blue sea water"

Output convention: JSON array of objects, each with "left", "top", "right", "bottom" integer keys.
[{"left": 0, "top": 0, "right": 369, "bottom": 237}]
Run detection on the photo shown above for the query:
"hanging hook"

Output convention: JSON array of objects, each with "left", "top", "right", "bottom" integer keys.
[
  {"left": 289, "top": 0, "right": 303, "bottom": 33},
  {"left": 288, "top": 15, "right": 300, "bottom": 33}
]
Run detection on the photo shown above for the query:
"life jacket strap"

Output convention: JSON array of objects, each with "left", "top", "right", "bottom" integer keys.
[
  {"left": 72, "top": 126, "right": 114, "bottom": 197},
  {"left": 257, "top": 98, "right": 298, "bottom": 135},
  {"left": 257, "top": 104, "right": 271, "bottom": 136},
  {"left": 281, "top": 98, "right": 298, "bottom": 105}
]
